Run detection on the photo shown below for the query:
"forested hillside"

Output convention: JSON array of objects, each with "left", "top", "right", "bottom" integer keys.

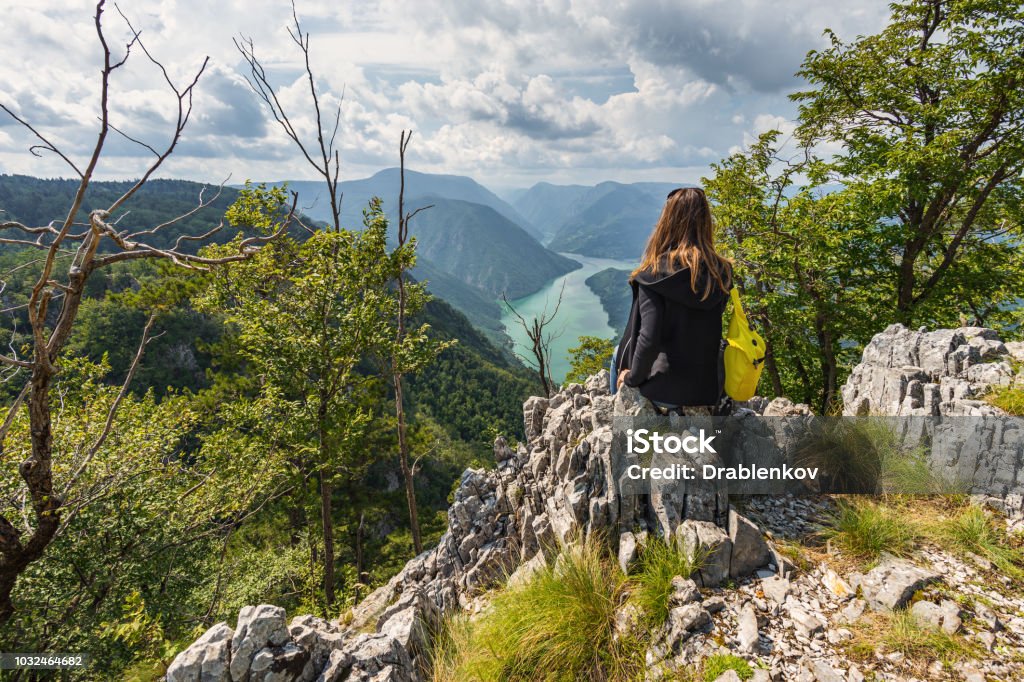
[
  {"left": 393, "top": 196, "right": 579, "bottom": 299},
  {"left": 547, "top": 183, "right": 666, "bottom": 257},
  {"left": 585, "top": 266, "right": 632, "bottom": 331},
  {"left": 0, "top": 175, "right": 243, "bottom": 252}
]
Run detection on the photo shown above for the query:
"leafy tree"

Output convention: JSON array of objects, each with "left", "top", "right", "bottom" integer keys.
[
  {"left": 0, "top": 358, "right": 291, "bottom": 675},
  {"left": 195, "top": 185, "right": 420, "bottom": 610},
  {"left": 0, "top": 0, "right": 288, "bottom": 625},
  {"left": 706, "top": 132, "right": 888, "bottom": 410},
  {"left": 565, "top": 336, "right": 615, "bottom": 385},
  {"left": 793, "top": 0, "right": 1024, "bottom": 326}
]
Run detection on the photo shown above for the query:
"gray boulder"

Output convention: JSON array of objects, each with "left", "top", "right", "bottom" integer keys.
[
  {"left": 166, "top": 622, "right": 233, "bottom": 682},
  {"left": 230, "top": 605, "right": 291, "bottom": 682},
  {"left": 728, "top": 509, "right": 771, "bottom": 578},
  {"left": 858, "top": 555, "right": 941, "bottom": 612}
]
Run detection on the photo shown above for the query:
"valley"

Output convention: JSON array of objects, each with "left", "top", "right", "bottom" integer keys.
[{"left": 501, "top": 253, "right": 636, "bottom": 382}]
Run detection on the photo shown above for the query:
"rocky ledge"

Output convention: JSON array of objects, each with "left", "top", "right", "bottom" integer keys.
[{"left": 167, "top": 324, "right": 1024, "bottom": 682}]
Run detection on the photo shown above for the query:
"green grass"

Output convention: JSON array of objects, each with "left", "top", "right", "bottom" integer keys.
[
  {"left": 701, "top": 653, "right": 753, "bottom": 681},
  {"left": 985, "top": 384, "right": 1024, "bottom": 415},
  {"left": 430, "top": 539, "right": 643, "bottom": 681},
  {"left": 820, "top": 499, "right": 918, "bottom": 564},
  {"left": 845, "top": 610, "right": 982, "bottom": 671},
  {"left": 927, "top": 504, "right": 1024, "bottom": 580},
  {"left": 627, "top": 537, "right": 707, "bottom": 627}
]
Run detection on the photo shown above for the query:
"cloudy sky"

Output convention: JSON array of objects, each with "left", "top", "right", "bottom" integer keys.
[{"left": 0, "top": 0, "right": 889, "bottom": 193}]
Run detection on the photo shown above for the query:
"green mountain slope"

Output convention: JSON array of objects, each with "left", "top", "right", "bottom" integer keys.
[
  {"left": 0, "top": 174, "right": 241, "bottom": 252},
  {"left": 278, "top": 168, "right": 542, "bottom": 240},
  {"left": 399, "top": 196, "right": 579, "bottom": 299},
  {"left": 511, "top": 181, "right": 592, "bottom": 242},
  {"left": 585, "top": 267, "right": 632, "bottom": 332},
  {"left": 517, "top": 181, "right": 689, "bottom": 255},
  {"left": 547, "top": 184, "right": 660, "bottom": 258}
]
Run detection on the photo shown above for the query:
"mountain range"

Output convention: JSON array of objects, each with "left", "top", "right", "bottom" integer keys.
[
  {"left": 514, "top": 180, "right": 693, "bottom": 258},
  {"left": 0, "top": 170, "right": 683, "bottom": 352}
]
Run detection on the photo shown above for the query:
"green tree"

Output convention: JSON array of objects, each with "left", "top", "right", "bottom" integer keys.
[
  {"left": 0, "top": 357, "right": 292, "bottom": 676},
  {"left": 565, "top": 336, "right": 615, "bottom": 385},
  {"left": 793, "top": 0, "right": 1024, "bottom": 326},
  {"left": 705, "top": 131, "right": 883, "bottom": 410},
  {"left": 195, "top": 185, "right": 417, "bottom": 611}
]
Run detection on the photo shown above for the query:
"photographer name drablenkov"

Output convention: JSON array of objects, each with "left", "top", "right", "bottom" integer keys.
[{"left": 625, "top": 463, "right": 819, "bottom": 481}]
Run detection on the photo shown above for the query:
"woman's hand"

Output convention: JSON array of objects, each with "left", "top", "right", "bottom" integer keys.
[{"left": 617, "top": 369, "right": 629, "bottom": 389}]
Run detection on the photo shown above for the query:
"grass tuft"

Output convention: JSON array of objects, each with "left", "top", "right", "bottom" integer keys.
[
  {"left": 926, "top": 503, "right": 1024, "bottom": 580},
  {"left": 701, "top": 653, "right": 753, "bottom": 681},
  {"left": 820, "top": 498, "right": 918, "bottom": 564},
  {"left": 628, "top": 537, "right": 706, "bottom": 627},
  {"left": 985, "top": 384, "right": 1024, "bottom": 415},
  {"left": 430, "top": 539, "right": 643, "bottom": 681},
  {"left": 845, "top": 610, "right": 982, "bottom": 671}
]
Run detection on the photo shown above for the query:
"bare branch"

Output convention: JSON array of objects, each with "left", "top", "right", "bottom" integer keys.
[
  {"left": 63, "top": 313, "right": 156, "bottom": 493},
  {"left": 0, "top": 104, "right": 84, "bottom": 177}
]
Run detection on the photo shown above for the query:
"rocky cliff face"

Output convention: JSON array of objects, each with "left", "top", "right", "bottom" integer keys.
[
  {"left": 167, "top": 324, "right": 1024, "bottom": 682},
  {"left": 842, "top": 324, "right": 1023, "bottom": 416}
]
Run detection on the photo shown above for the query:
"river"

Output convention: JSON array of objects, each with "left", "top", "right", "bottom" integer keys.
[{"left": 500, "top": 253, "right": 636, "bottom": 383}]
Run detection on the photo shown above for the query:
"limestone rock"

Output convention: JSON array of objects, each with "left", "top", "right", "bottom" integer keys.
[
  {"left": 736, "top": 601, "right": 760, "bottom": 653},
  {"left": 761, "top": 575, "right": 791, "bottom": 605},
  {"left": 676, "top": 520, "right": 732, "bottom": 587},
  {"left": 668, "top": 576, "right": 701, "bottom": 605},
  {"left": 728, "top": 509, "right": 771, "bottom": 578},
  {"left": 858, "top": 555, "right": 941, "bottom": 611},
  {"left": 665, "top": 603, "right": 711, "bottom": 647},
  {"left": 231, "top": 605, "right": 291, "bottom": 681},
  {"left": 166, "top": 622, "right": 233, "bottom": 682},
  {"left": 790, "top": 606, "right": 824, "bottom": 637}
]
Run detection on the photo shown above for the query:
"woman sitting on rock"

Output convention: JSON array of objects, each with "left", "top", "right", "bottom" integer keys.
[{"left": 611, "top": 186, "right": 733, "bottom": 416}]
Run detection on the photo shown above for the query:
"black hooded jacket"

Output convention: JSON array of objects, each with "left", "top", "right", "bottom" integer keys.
[{"left": 615, "top": 259, "right": 732, "bottom": 406}]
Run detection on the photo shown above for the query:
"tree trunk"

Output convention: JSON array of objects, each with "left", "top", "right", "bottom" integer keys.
[
  {"left": 319, "top": 470, "right": 335, "bottom": 608},
  {"left": 354, "top": 509, "right": 365, "bottom": 602},
  {"left": 763, "top": 345, "right": 785, "bottom": 398},
  {"left": 0, "top": 365, "right": 62, "bottom": 626},
  {"left": 394, "top": 373, "right": 422, "bottom": 554}
]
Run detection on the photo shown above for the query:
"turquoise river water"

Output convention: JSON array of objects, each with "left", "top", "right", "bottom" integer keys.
[{"left": 500, "top": 253, "right": 636, "bottom": 383}]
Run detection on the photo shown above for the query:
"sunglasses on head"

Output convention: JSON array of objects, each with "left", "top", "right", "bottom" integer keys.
[{"left": 666, "top": 187, "right": 704, "bottom": 200}]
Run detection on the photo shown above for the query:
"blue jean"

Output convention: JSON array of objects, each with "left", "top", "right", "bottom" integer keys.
[
  {"left": 610, "top": 343, "right": 681, "bottom": 410},
  {"left": 609, "top": 343, "right": 619, "bottom": 394}
]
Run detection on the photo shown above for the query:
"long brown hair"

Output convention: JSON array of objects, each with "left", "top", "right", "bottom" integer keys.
[{"left": 631, "top": 187, "right": 731, "bottom": 300}]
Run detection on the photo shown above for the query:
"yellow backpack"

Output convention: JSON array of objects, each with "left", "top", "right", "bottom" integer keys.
[{"left": 723, "top": 287, "right": 766, "bottom": 401}]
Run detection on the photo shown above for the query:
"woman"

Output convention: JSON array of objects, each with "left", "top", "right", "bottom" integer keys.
[{"left": 612, "top": 187, "right": 732, "bottom": 414}]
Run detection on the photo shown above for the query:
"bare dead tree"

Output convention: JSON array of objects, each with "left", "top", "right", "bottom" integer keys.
[
  {"left": 235, "top": 0, "right": 343, "bottom": 232},
  {"left": 234, "top": 0, "right": 346, "bottom": 606},
  {"left": 392, "top": 131, "right": 434, "bottom": 555},
  {"left": 502, "top": 282, "right": 566, "bottom": 398},
  {"left": 0, "top": 0, "right": 292, "bottom": 625}
]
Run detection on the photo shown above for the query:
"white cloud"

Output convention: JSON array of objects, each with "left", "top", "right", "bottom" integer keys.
[{"left": 0, "top": 0, "right": 890, "bottom": 187}]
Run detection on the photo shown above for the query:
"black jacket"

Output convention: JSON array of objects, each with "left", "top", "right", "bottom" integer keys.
[{"left": 615, "top": 259, "right": 731, "bottom": 406}]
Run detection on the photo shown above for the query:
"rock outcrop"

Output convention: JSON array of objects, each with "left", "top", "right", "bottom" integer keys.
[
  {"left": 842, "top": 323, "right": 1023, "bottom": 416},
  {"left": 169, "top": 323, "right": 1024, "bottom": 682},
  {"left": 168, "top": 373, "right": 773, "bottom": 681}
]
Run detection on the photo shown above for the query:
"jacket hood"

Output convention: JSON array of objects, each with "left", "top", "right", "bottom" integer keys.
[{"left": 633, "top": 257, "right": 731, "bottom": 310}]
